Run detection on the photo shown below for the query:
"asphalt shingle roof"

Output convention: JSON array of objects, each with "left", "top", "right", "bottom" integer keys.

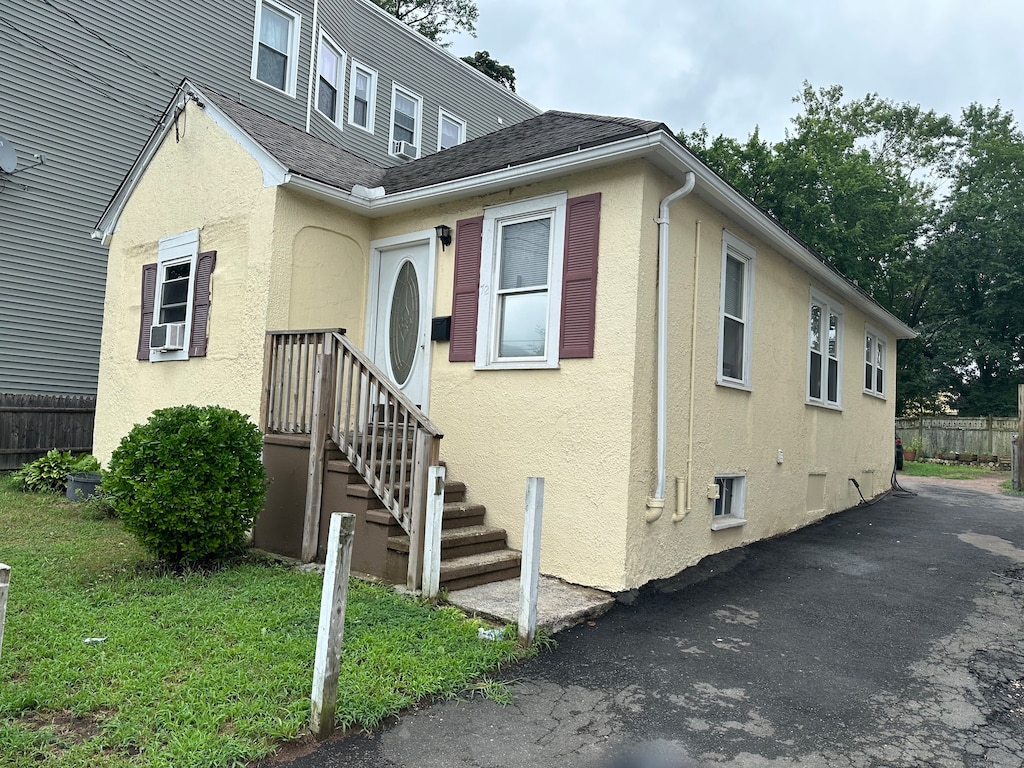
[
  {"left": 201, "top": 85, "right": 386, "bottom": 191},
  {"left": 198, "top": 83, "right": 667, "bottom": 195}
]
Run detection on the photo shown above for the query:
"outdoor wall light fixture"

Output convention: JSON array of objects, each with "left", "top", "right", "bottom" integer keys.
[{"left": 435, "top": 224, "right": 453, "bottom": 250}]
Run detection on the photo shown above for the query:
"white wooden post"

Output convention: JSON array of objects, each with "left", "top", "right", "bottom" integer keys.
[
  {"left": 1016, "top": 385, "right": 1024, "bottom": 491},
  {"left": 0, "top": 564, "right": 9, "bottom": 662},
  {"left": 302, "top": 346, "right": 335, "bottom": 563},
  {"left": 518, "top": 477, "right": 544, "bottom": 647},
  {"left": 422, "top": 465, "right": 446, "bottom": 599},
  {"left": 310, "top": 513, "right": 355, "bottom": 740}
]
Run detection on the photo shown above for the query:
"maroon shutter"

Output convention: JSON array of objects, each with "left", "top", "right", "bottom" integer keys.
[
  {"left": 137, "top": 263, "right": 158, "bottom": 360},
  {"left": 188, "top": 250, "right": 216, "bottom": 357},
  {"left": 559, "top": 192, "right": 601, "bottom": 359},
  {"left": 449, "top": 217, "right": 483, "bottom": 362}
]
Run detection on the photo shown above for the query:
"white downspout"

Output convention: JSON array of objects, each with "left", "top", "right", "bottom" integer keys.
[{"left": 646, "top": 171, "right": 696, "bottom": 522}]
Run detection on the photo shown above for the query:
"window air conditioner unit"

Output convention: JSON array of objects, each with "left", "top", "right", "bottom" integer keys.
[
  {"left": 150, "top": 322, "right": 186, "bottom": 351},
  {"left": 392, "top": 140, "right": 419, "bottom": 160}
]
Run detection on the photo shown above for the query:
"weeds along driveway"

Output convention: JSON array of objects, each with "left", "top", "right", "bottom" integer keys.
[{"left": 269, "top": 476, "right": 1024, "bottom": 768}]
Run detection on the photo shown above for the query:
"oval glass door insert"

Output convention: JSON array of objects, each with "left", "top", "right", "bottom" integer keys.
[{"left": 388, "top": 260, "right": 420, "bottom": 386}]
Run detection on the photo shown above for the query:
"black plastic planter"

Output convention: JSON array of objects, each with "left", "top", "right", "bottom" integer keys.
[{"left": 66, "top": 472, "right": 102, "bottom": 501}]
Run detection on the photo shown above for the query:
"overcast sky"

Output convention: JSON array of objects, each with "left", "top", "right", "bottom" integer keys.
[{"left": 450, "top": 0, "right": 1024, "bottom": 142}]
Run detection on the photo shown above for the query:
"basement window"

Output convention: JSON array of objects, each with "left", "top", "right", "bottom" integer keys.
[{"left": 711, "top": 474, "right": 747, "bottom": 530}]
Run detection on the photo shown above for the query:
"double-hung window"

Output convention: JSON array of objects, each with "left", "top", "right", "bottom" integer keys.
[
  {"left": 389, "top": 85, "right": 422, "bottom": 157},
  {"left": 138, "top": 230, "right": 216, "bottom": 362},
  {"left": 476, "top": 192, "right": 567, "bottom": 369},
  {"left": 864, "top": 327, "right": 886, "bottom": 398},
  {"left": 438, "top": 110, "right": 466, "bottom": 150},
  {"left": 348, "top": 62, "right": 376, "bottom": 132},
  {"left": 251, "top": 0, "right": 301, "bottom": 95},
  {"left": 808, "top": 292, "right": 843, "bottom": 408},
  {"left": 718, "top": 232, "right": 756, "bottom": 388},
  {"left": 150, "top": 230, "right": 198, "bottom": 362},
  {"left": 316, "top": 33, "right": 345, "bottom": 126}
]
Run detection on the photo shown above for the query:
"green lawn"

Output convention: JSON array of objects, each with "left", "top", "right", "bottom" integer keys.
[
  {"left": 899, "top": 461, "right": 1001, "bottom": 480},
  {"left": 0, "top": 476, "right": 532, "bottom": 767}
]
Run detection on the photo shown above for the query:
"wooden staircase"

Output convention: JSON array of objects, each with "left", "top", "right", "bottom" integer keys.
[
  {"left": 261, "top": 329, "right": 520, "bottom": 592},
  {"left": 349, "top": 477, "right": 522, "bottom": 591}
]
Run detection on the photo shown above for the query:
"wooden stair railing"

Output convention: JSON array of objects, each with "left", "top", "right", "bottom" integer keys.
[{"left": 261, "top": 329, "right": 443, "bottom": 589}]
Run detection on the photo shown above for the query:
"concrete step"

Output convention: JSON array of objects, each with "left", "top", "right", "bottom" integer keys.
[{"left": 441, "top": 501, "right": 485, "bottom": 528}]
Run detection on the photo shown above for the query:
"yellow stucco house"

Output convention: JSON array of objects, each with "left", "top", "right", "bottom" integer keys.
[{"left": 93, "top": 80, "right": 914, "bottom": 594}]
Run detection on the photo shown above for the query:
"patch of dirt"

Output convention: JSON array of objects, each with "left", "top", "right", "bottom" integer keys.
[{"left": 899, "top": 472, "right": 1011, "bottom": 495}]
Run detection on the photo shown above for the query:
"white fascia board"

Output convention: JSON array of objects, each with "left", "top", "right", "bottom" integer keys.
[
  {"left": 92, "top": 80, "right": 289, "bottom": 245},
  {"left": 282, "top": 128, "right": 915, "bottom": 340},
  {"left": 654, "top": 139, "right": 917, "bottom": 339}
]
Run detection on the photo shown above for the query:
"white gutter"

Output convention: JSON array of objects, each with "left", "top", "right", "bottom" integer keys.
[{"left": 646, "top": 171, "right": 696, "bottom": 522}]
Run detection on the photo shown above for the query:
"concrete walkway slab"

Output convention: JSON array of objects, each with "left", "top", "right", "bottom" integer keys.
[{"left": 446, "top": 575, "right": 616, "bottom": 635}]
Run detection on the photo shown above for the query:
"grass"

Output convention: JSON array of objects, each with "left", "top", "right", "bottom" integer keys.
[
  {"left": 0, "top": 475, "right": 534, "bottom": 767},
  {"left": 898, "top": 461, "right": 999, "bottom": 480},
  {"left": 1000, "top": 479, "right": 1024, "bottom": 496}
]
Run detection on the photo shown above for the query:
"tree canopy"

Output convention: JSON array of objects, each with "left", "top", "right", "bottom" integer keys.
[
  {"left": 460, "top": 50, "right": 516, "bottom": 91},
  {"left": 371, "top": 0, "right": 478, "bottom": 45},
  {"left": 684, "top": 84, "right": 1024, "bottom": 416}
]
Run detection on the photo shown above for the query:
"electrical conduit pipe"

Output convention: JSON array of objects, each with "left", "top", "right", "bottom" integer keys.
[{"left": 646, "top": 172, "right": 696, "bottom": 522}]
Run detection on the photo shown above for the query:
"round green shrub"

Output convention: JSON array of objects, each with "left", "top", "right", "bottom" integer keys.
[{"left": 105, "top": 405, "right": 267, "bottom": 564}]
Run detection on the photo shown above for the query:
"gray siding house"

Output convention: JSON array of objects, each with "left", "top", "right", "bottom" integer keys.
[{"left": 0, "top": 0, "right": 537, "bottom": 399}]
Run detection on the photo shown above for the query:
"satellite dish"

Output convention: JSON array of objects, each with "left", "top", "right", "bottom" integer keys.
[{"left": 0, "top": 135, "right": 16, "bottom": 173}]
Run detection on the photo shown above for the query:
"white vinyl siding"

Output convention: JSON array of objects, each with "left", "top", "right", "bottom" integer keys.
[
  {"left": 717, "top": 232, "right": 756, "bottom": 389},
  {"left": 251, "top": 0, "right": 301, "bottom": 96}
]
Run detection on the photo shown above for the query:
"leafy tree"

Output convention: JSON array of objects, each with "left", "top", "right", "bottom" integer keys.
[
  {"left": 684, "top": 84, "right": 960, "bottom": 415},
  {"left": 927, "top": 104, "right": 1024, "bottom": 415},
  {"left": 371, "top": 0, "right": 478, "bottom": 45},
  {"left": 461, "top": 50, "right": 516, "bottom": 91}
]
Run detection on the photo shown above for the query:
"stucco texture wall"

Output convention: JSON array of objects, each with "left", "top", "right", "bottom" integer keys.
[
  {"left": 373, "top": 164, "right": 649, "bottom": 591},
  {"left": 94, "top": 105, "right": 372, "bottom": 463},
  {"left": 622, "top": 169, "right": 898, "bottom": 589}
]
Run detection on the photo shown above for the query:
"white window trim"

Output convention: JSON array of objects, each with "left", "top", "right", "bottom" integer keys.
[
  {"left": 150, "top": 229, "right": 199, "bottom": 363},
  {"left": 864, "top": 325, "right": 887, "bottom": 399},
  {"left": 807, "top": 289, "right": 844, "bottom": 410},
  {"left": 711, "top": 473, "right": 747, "bottom": 530},
  {"left": 717, "top": 231, "right": 756, "bottom": 390},
  {"left": 437, "top": 109, "right": 467, "bottom": 150},
  {"left": 475, "top": 192, "right": 567, "bottom": 370},
  {"left": 314, "top": 31, "right": 346, "bottom": 129},
  {"left": 347, "top": 61, "right": 377, "bottom": 133},
  {"left": 250, "top": 0, "right": 302, "bottom": 97},
  {"left": 388, "top": 83, "right": 423, "bottom": 158}
]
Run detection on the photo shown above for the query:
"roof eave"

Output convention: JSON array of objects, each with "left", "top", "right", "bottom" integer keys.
[{"left": 93, "top": 79, "right": 289, "bottom": 245}]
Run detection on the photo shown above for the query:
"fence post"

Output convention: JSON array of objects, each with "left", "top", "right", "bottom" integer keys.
[
  {"left": 1016, "top": 385, "right": 1024, "bottom": 491},
  {"left": 0, "top": 564, "right": 9, "bottom": 661},
  {"left": 518, "top": 477, "right": 544, "bottom": 647},
  {"left": 310, "top": 513, "right": 355, "bottom": 741},
  {"left": 422, "top": 465, "right": 446, "bottom": 599}
]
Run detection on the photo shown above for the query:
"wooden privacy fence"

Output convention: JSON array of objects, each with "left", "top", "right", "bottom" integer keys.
[
  {"left": 0, "top": 393, "right": 96, "bottom": 471},
  {"left": 895, "top": 416, "right": 1018, "bottom": 458}
]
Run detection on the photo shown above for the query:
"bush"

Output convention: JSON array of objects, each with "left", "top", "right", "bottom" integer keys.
[
  {"left": 15, "top": 449, "right": 77, "bottom": 493},
  {"left": 105, "top": 405, "right": 267, "bottom": 564}
]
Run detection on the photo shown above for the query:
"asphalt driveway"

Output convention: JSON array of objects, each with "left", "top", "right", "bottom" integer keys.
[{"left": 268, "top": 475, "right": 1024, "bottom": 768}]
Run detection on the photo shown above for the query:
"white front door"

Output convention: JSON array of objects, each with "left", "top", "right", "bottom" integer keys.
[{"left": 368, "top": 235, "right": 434, "bottom": 412}]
